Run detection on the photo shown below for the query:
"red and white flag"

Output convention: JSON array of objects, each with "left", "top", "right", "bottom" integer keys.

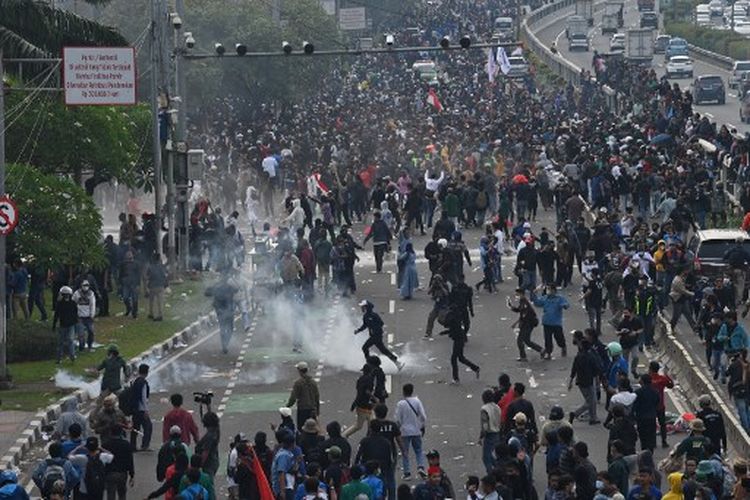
[{"left": 426, "top": 87, "right": 443, "bottom": 112}]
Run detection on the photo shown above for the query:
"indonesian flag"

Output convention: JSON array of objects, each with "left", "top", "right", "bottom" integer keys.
[
  {"left": 486, "top": 48, "right": 498, "bottom": 83},
  {"left": 310, "top": 172, "right": 330, "bottom": 195},
  {"left": 426, "top": 87, "right": 443, "bottom": 112}
]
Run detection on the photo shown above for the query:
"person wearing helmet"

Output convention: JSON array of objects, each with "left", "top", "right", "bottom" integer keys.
[
  {"left": 0, "top": 469, "right": 29, "bottom": 500},
  {"left": 52, "top": 286, "right": 78, "bottom": 364},
  {"left": 97, "top": 344, "right": 130, "bottom": 395},
  {"left": 72, "top": 280, "right": 96, "bottom": 352},
  {"left": 355, "top": 300, "right": 404, "bottom": 371},
  {"left": 605, "top": 342, "right": 629, "bottom": 406}
]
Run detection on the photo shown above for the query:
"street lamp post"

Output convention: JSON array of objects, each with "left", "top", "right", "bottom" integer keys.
[{"left": 0, "top": 50, "right": 11, "bottom": 389}]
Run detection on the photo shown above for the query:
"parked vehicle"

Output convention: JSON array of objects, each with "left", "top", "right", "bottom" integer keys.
[
  {"left": 565, "top": 15, "right": 587, "bottom": 38},
  {"left": 665, "top": 37, "right": 689, "bottom": 60},
  {"left": 494, "top": 16, "right": 515, "bottom": 41},
  {"left": 575, "top": 0, "right": 594, "bottom": 25},
  {"left": 654, "top": 34, "right": 671, "bottom": 53},
  {"left": 688, "top": 229, "right": 750, "bottom": 283},
  {"left": 506, "top": 56, "right": 530, "bottom": 78},
  {"left": 666, "top": 55, "right": 694, "bottom": 78},
  {"left": 729, "top": 60, "right": 750, "bottom": 88},
  {"left": 626, "top": 28, "right": 654, "bottom": 65},
  {"left": 569, "top": 32, "right": 590, "bottom": 50},
  {"left": 693, "top": 74, "right": 726, "bottom": 104},
  {"left": 640, "top": 11, "right": 659, "bottom": 28},
  {"left": 709, "top": 0, "right": 724, "bottom": 16},
  {"left": 610, "top": 33, "right": 626, "bottom": 51},
  {"left": 602, "top": 1, "right": 624, "bottom": 32},
  {"left": 638, "top": 0, "right": 655, "bottom": 11},
  {"left": 740, "top": 90, "right": 750, "bottom": 122}
]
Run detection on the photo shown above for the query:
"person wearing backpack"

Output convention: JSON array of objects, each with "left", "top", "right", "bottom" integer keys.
[
  {"left": 67, "top": 437, "right": 113, "bottom": 500},
  {"left": 32, "top": 442, "right": 80, "bottom": 500},
  {"left": 130, "top": 363, "right": 152, "bottom": 451}
]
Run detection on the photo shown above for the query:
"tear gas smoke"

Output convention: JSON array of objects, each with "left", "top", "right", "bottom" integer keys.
[{"left": 54, "top": 370, "right": 101, "bottom": 400}]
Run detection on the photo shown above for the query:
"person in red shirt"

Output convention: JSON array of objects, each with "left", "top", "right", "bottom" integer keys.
[
  {"left": 742, "top": 210, "right": 750, "bottom": 233},
  {"left": 648, "top": 360, "right": 674, "bottom": 448},
  {"left": 162, "top": 394, "right": 200, "bottom": 445}
]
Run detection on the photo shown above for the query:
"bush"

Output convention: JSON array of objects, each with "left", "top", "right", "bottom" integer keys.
[
  {"left": 7, "top": 320, "right": 58, "bottom": 363},
  {"left": 665, "top": 20, "right": 750, "bottom": 59}
]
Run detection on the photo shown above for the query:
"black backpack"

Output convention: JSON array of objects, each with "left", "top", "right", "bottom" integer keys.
[
  {"left": 85, "top": 455, "right": 106, "bottom": 495},
  {"left": 41, "top": 460, "right": 66, "bottom": 499},
  {"left": 118, "top": 385, "right": 135, "bottom": 417}
]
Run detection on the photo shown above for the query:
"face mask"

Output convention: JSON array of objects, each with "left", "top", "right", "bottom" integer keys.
[{"left": 595, "top": 481, "right": 604, "bottom": 490}]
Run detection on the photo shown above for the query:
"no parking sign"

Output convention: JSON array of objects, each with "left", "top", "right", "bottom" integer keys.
[{"left": 0, "top": 195, "right": 19, "bottom": 236}]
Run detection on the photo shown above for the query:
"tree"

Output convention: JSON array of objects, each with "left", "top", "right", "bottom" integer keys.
[
  {"left": 3, "top": 90, "right": 153, "bottom": 193},
  {"left": 6, "top": 164, "right": 104, "bottom": 269},
  {"left": 0, "top": 0, "right": 126, "bottom": 60}
]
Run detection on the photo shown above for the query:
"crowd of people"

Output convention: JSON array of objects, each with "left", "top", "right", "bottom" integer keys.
[{"left": 20, "top": 0, "right": 750, "bottom": 497}]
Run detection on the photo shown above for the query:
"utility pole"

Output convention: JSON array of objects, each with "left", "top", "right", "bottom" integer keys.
[
  {"left": 0, "top": 50, "right": 11, "bottom": 389},
  {"left": 151, "top": 0, "right": 164, "bottom": 260},
  {"left": 175, "top": 0, "right": 190, "bottom": 273}
]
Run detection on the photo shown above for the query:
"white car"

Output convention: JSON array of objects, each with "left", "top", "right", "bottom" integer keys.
[
  {"left": 735, "top": 20, "right": 750, "bottom": 35},
  {"left": 730, "top": 60, "right": 750, "bottom": 87},
  {"left": 666, "top": 55, "right": 694, "bottom": 78},
  {"left": 610, "top": 33, "right": 625, "bottom": 51},
  {"left": 506, "top": 56, "right": 530, "bottom": 78}
]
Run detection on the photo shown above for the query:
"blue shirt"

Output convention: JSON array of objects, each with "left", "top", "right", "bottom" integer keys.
[
  {"left": 626, "top": 485, "right": 662, "bottom": 500},
  {"left": 532, "top": 294, "right": 569, "bottom": 326},
  {"left": 12, "top": 268, "right": 28, "bottom": 294},
  {"left": 608, "top": 357, "right": 629, "bottom": 388},
  {"left": 362, "top": 475, "right": 384, "bottom": 500},
  {"left": 717, "top": 322, "right": 749, "bottom": 352},
  {"left": 271, "top": 448, "right": 295, "bottom": 494}
]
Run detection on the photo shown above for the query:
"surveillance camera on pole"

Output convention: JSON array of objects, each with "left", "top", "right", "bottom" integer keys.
[
  {"left": 459, "top": 35, "right": 471, "bottom": 48},
  {"left": 282, "top": 41, "right": 292, "bottom": 54},
  {"left": 385, "top": 34, "right": 395, "bottom": 47},
  {"left": 303, "top": 41, "right": 314, "bottom": 54},
  {"left": 170, "top": 13, "right": 182, "bottom": 30},
  {"left": 440, "top": 36, "right": 450, "bottom": 49},
  {"left": 215, "top": 43, "right": 225, "bottom": 55},
  {"left": 235, "top": 43, "right": 247, "bottom": 56},
  {"left": 184, "top": 32, "right": 195, "bottom": 49}
]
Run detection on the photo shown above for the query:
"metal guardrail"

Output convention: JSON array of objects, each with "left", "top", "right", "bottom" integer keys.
[{"left": 688, "top": 42, "right": 735, "bottom": 71}]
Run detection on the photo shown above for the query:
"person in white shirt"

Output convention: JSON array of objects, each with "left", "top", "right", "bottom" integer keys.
[
  {"left": 394, "top": 383, "right": 427, "bottom": 480},
  {"left": 72, "top": 280, "right": 96, "bottom": 351},
  {"left": 67, "top": 437, "right": 114, "bottom": 499},
  {"left": 423, "top": 170, "right": 445, "bottom": 228}
]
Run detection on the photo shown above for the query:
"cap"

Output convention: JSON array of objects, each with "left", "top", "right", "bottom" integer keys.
[
  {"left": 426, "top": 449, "right": 441, "bottom": 458},
  {"left": 107, "top": 343, "right": 120, "bottom": 353},
  {"left": 326, "top": 445, "right": 342, "bottom": 458},
  {"left": 302, "top": 419, "right": 319, "bottom": 434},
  {"left": 278, "top": 407, "right": 292, "bottom": 417},
  {"left": 698, "top": 394, "right": 711, "bottom": 407},
  {"left": 549, "top": 405, "right": 564, "bottom": 420},
  {"left": 169, "top": 425, "right": 182, "bottom": 436},
  {"left": 295, "top": 361, "right": 309, "bottom": 371},
  {"left": 358, "top": 300, "right": 369, "bottom": 307}
]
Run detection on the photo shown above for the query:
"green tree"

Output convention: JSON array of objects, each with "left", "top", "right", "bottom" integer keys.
[
  {"left": 6, "top": 164, "right": 104, "bottom": 269},
  {"left": 4, "top": 91, "right": 153, "bottom": 193},
  {"left": 0, "top": 0, "right": 125, "bottom": 59}
]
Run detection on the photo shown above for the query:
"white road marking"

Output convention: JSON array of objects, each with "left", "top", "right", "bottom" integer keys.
[
  {"left": 390, "top": 272, "right": 396, "bottom": 286},
  {"left": 389, "top": 300, "right": 395, "bottom": 314}
]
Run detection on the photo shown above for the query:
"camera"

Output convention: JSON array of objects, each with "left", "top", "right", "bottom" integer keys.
[
  {"left": 193, "top": 391, "right": 213, "bottom": 406},
  {"left": 171, "top": 13, "right": 183, "bottom": 30}
]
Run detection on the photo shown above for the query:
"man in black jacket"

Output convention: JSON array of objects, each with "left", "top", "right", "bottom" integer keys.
[
  {"left": 103, "top": 428, "right": 135, "bottom": 500},
  {"left": 696, "top": 394, "right": 727, "bottom": 454},
  {"left": 53, "top": 286, "right": 78, "bottom": 364},
  {"left": 568, "top": 339, "right": 601, "bottom": 425},
  {"left": 355, "top": 300, "right": 403, "bottom": 370},
  {"left": 631, "top": 374, "right": 659, "bottom": 453},
  {"left": 362, "top": 211, "right": 392, "bottom": 273}
]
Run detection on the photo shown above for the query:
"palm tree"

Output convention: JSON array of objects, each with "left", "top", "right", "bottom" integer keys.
[{"left": 0, "top": 0, "right": 126, "bottom": 60}]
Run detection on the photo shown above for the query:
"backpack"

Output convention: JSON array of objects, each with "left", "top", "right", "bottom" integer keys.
[
  {"left": 118, "top": 385, "right": 135, "bottom": 417},
  {"left": 476, "top": 191, "right": 488, "bottom": 209},
  {"left": 85, "top": 455, "right": 106, "bottom": 495},
  {"left": 41, "top": 461, "right": 66, "bottom": 499}
]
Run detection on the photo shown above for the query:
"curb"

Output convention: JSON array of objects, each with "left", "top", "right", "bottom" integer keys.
[
  {"left": 655, "top": 313, "right": 750, "bottom": 458},
  {"left": 0, "top": 311, "right": 217, "bottom": 471}
]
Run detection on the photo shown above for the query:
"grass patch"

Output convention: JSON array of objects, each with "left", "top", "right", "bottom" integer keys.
[
  {"left": 665, "top": 20, "right": 750, "bottom": 60},
  {"left": 0, "top": 279, "right": 211, "bottom": 411}
]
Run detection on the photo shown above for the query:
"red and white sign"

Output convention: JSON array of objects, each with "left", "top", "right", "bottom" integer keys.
[
  {"left": 63, "top": 47, "right": 136, "bottom": 106},
  {"left": 0, "top": 195, "right": 19, "bottom": 236}
]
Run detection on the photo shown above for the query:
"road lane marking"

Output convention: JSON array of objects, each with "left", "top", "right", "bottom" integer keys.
[{"left": 389, "top": 299, "right": 395, "bottom": 314}]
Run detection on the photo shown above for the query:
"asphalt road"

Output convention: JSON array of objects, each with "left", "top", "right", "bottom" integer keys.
[
  {"left": 533, "top": 0, "right": 750, "bottom": 132},
  {"left": 16, "top": 205, "right": 697, "bottom": 499}
]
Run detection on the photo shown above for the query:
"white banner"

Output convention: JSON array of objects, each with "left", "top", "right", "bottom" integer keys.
[{"left": 63, "top": 47, "right": 136, "bottom": 106}]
